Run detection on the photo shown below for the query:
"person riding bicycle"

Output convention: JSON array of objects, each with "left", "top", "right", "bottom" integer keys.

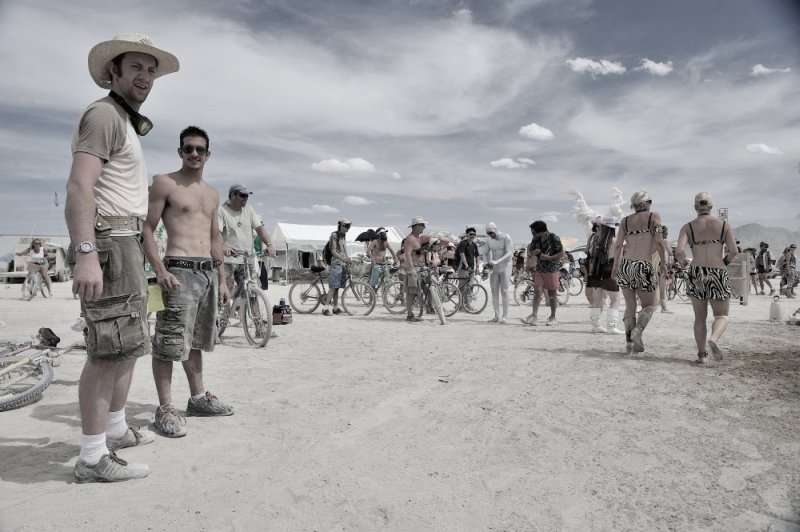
[
  {"left": 218, "top": 184, "right": 276, "bottom": 300},
  {"left": 322, "top": 218, "right": 352, "bottom": 316},
  {"left": 18, "top": 238, "right": 52, "bottom": 296},
  {"left": 367, "top": 227, "right": 396, "bottom": 289}
]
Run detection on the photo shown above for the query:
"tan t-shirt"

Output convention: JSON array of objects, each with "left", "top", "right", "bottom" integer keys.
[
  {"left": 218, "top": 203, "right": 264, "bottom": 264},
  {"left": 71, "top": 97, "right": 148, "bottom": 235}
]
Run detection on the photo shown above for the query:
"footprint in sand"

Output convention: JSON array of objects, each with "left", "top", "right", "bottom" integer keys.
[{"left": 718, "top": 467, "right": 746, "bottom": 491}]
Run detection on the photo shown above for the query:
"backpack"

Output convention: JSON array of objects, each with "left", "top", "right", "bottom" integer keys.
[{"left": 323, "top": 240, "right": 333, "bottom": 265}]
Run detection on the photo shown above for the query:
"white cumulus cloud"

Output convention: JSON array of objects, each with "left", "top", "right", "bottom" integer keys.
[
  {"left": 279, "top": 204, "right": 340, "bottom": 214},
  {"left": 390, "top": 172, "right": 402, "bottom": 180},
  {"left": 751, "top": 64, "right": 791, "bottom": 76},
  {"left": 566, "top": 57, "right": 626, "bottom": 77},
  {"left": 311, "top": 157, "right": 376, "bottom": 174},
  {"left": 637, "top": 58, "right": 673, "bottom": 76},
  {"left": 519, "top": 122, "right": 554, "bottom": 140},
  {"left": 746, "top": 143, "right": 783, "bottom": 155},
  {"left": 541, "top": 214, "right": 558, "bottom": 223},
  {"left": 343, "top": 195, "right": 373, "bottom": 206},
  {"left": 490, "top": 157, "right": 535, "bottom": 169}
]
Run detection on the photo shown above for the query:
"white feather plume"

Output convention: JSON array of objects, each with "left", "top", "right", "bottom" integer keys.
[
  {"left": 568, "top": 186, "right": 599, "bottom": 233},
  {"left": 608, "top": 187, "right": 624, "bottom": 222}
]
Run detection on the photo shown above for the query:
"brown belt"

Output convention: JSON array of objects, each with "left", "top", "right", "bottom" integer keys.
[{"left": 101, "top": 216, "right": 143, "bottom": 232}]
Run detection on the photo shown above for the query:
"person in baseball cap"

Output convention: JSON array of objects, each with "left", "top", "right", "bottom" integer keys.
[{"left": 229, "top": 184, "right": 253, "bottom": 196}]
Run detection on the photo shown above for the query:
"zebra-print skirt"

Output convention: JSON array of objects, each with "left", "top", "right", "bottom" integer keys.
[
  {"left": 686, "top": 266, "right": 731, "bottom": 301},
  {"left": 616, "top": 259, "right": 657, "bottom": 292}
]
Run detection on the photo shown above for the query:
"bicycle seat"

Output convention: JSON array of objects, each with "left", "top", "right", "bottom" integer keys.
[{"left": 310, "top": 265, "right": 326, "bottom": 273}]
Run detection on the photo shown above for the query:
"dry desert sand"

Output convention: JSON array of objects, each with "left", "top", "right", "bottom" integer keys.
[{"left": 0, "top": 280, "right": 798, "bottom": 531}]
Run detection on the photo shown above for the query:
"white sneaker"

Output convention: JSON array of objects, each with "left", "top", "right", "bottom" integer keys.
[
  {"left": 546, "top": 316, "right": 558, "bottom": 326},
  {"left": 520, "top": 315, "right": 538, "bottom": 326}
]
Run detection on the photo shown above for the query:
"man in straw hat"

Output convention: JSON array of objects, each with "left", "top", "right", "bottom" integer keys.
[
  {"left": 66, "top": 33, "right": 179, "bottom": 483},
  {"left": 404, "top": 217, "right": 427, "bottom": 321}
]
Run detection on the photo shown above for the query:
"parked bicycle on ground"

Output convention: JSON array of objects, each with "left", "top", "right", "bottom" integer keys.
[
  {"left": 216, "top": 249, "right": 272, "bottom": 347},
  {"left": 444, "top": 268, "right": 489, "bottom": 314},
  {"left": 288, "top": 264, "right": 376, "bottom": 316},
  {"left": 0, "top": 331, "right": 64, "bottom": 411},
  {"left": 514, "top": 274, "right": 570, "bottom": 306}
]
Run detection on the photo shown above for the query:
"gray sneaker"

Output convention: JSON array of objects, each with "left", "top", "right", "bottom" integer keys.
[
  {"left": 74, "top": 451, "right": 149, "bottom": 483},
  {"left": 107, "top": 426, "right": 156, "bottom": 451},
  {"left": 186, "top": 392, "right": 234, "bottom": 417},
  {"left": 154, "top": 404, "right": 188, "bottom": 438}
]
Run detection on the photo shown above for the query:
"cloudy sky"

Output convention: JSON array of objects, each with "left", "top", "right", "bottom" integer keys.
[{"left": 1, "top": 0, "right": 798, "bottom": 245}]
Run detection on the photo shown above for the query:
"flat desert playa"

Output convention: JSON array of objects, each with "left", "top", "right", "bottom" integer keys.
[{"left": 0, "top": 281, "right": 798, "bottom": 531}]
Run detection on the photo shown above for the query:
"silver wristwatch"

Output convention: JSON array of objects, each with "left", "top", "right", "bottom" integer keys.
[{"left": 74, "top": 241, "right": 97, "bottom": 254}]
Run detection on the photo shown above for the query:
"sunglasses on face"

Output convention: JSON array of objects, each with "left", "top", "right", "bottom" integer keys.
[
  {"left": 236, "top": 192, "right": 250, "bottom": 199},
  {"left": 33, "top": 242, "right": 41, "bottom": 245},
  {"left": 180, "top": 145, "right": 208, "bottom": 155},
  {"left": 467, "top": 233, "right": 476, "bottom": 237},
  {"left": 487, "top": 232, "right": 496, "bottom": 237}
]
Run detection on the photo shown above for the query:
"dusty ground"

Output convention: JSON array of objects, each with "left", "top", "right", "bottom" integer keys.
[{"left": 0, "top": 280, "right": 798, "bottom": 531}]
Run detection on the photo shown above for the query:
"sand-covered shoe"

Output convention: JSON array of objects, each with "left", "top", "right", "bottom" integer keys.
[
  {"left": 74, "top": 451, "right": 149, "bottom": 483},
  {"left": 186, "top": 392, "right": 234, "bottom": 417},
  {"left": 631, "top": 327, "right": 644, "bottom": 352},
  {"left": 107, "top": 426, "right": 156, "bottom": 451},
  {"left": 154, "top": 404, "right": 187, "bottom": 437},
  {"left": 696, "top": 351, "right": 708, "bottom": 365}
]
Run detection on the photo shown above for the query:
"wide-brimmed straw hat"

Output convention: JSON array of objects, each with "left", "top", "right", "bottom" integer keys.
[
  {"left": 409, "top": 216, "right": 427, "bottom": 227},
  {"left": 88, "top": 33, "right": 179, "bottom": 89}
]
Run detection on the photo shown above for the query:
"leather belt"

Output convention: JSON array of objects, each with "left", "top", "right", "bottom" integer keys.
[
  {"left": 102, "top": 216, "right": 143, "bottom": 232},
  {"left": 165, "top": 258, "right": 215, "bottom": 271}
]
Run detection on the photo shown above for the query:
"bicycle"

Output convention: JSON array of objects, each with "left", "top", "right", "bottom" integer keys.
[
  {"left": 445, "top": 268, "right": 488, "bottom": 314},
  {"left": 666, "top": 267, "right": 688, "bottom": 301},
  {"left": 22, "top": 261, "right": 49, "bottom": 301},
  {"left": 381, "top": 266, "right": 456, "bottom": 323},
  {"left": 288, "top": 264, "right": 376, "bottom": 316},
  {"left": 360, "top": 263, "right": 404, "bottom": 313},
  {"left": 0, "top": 338, "right": 63, "bottom": 412},
  {"left": 216, "top": 250, "right": 272, "bottom": 347},
  {"left": 513, "top": 274, "right": 570, "bottom": 306},
  {"left": 563, "top": 266, "right": 584, "bottom": 297}
]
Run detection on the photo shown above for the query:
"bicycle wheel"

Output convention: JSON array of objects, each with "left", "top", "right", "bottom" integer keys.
[
  {"left": 242, "top": 288, "right": 272, "bottom": 347},
  {"left": 430, "top": 287, "right": 447, "bottom": 325},
  {"left": 568, "top": 276, "right": 583, "bottom": 296},
  {"left": 0, "top": 357, "right": 54, "bottom": 412},
  {"left": 341, "top": 280, "right": 376, "bottom": 317},
  {"left": 513, "top": 280, "right": 535, "bottom": 306},
  {"left": 22, "top": 276, "right": 35, "bottom": 301},
  {"left": 557, "top": 277, "right": 570, "bottom": 305},
  {"left": 462, "top": 283, "right": 488, "bottom": 314},
  {"left": 439, "top": 282, "right": 461, "bottom": 317},
  {"left": 288, "top": 279, "right": 322, "bottom": 314},
  {"left": 216, "top": 301, "right": 231, "bottom": 340},
  {"left": 382, "top": 281, "right": 407, "bottom": 314}
]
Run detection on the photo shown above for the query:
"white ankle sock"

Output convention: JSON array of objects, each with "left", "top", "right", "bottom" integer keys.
[
  {"left": 105, "top": 409, "right": 128, "bottom": 438},
  {"left": 191, "top": 392, "right": 206, "bottom": 401},
  {"left": 79, "top": 433, "right": 109, "bottom": 465}
]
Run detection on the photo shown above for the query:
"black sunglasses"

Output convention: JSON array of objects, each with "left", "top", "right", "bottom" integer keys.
[
  {"left": 181, "top": 145, "right": 208, "bottom": 155},
  {"left": 467, "top": 232, "right": 476, "bottom": 237},
  {"left": 236, "top": 192, "right": 250, "bottom": 199}
]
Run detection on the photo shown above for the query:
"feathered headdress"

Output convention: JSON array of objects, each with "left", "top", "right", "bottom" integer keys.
[{"left": 568, "top": 186, "right": 624, "bottom": 234}]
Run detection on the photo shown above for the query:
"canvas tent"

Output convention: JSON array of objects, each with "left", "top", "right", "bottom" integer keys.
[{"left": 270, "top": 223, "right": 404, "bottom": 280}]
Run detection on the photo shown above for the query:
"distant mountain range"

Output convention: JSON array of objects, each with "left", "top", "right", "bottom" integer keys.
[{"left": 734, "top": 223, "right": 800, "bottom": 251}]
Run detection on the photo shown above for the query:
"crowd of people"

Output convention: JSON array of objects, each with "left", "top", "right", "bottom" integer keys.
[{"left": 59, "top": 33, "right": 798, "bottom": 485}]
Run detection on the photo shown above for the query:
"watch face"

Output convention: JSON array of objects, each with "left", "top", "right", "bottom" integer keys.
[{"left": 77, "top": 242, "right": 95, "bottom": 253}]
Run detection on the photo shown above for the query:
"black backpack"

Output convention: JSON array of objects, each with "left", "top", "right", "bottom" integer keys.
[{"left": 323, "top": 236, "right": 335, "bottom": 265}]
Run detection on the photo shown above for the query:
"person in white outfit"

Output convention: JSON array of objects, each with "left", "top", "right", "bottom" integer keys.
[{"left": 484, "top": 222, "right": 514, "bottom": 323}]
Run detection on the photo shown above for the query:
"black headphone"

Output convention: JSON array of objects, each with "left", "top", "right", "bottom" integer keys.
[{"left": 108, "top": 91, "right": 153, "bottom": 136}]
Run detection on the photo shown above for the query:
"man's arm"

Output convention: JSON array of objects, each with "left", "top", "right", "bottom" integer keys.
[
  {"left": 494, "top": 234, "right": 515, "bottom": 265},
  {"left": 332, "top": 235, "right": 350, "bottom": 263},
  {"left": 209, "top": 192, "right": 229, "bottom": 304},
  {"left": 65, "top": 152, "right": 103, "bottom": 302},
  {"left": 142, "top": 175, "right": 180, "bottom": 292},
  {"left": 404, "top": 239, "right": 416, "bottom": 276},
  {"left": 255, "top": 226, "right": 276, "bottom": 257}
]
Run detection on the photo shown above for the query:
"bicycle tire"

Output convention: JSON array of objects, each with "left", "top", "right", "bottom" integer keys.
[
  {"left": 382, "top": 281, "right": 407, "bottom": 314},
  {"left": 288, "top": 279, "right": 322, "bottom": 314},
  {"left": 568, "top": 277, "right": 584, "bottom": 296},
  {"left": 439, "top": 282, "right": 461, "bottom": 317},
  {"left": 0, "top": 358, "right": 53, "bottom": 412},
  {"left": 557, "top": 277, "right": 570, "bottom": 305},
  {"left": 242, "top": 288, "right": 272, "bottom": 347},
  {"left": 462, "top": 283, "right": 488, "bottom": 314},
  {"left": 430, "top": 287, "right": 446, "bottom": 325},
  {"left": 341, "top": 280, "right": 376, "bottom": 317},
  {"left": 514, "top": 280, "right": 535, "bottom": 306},
  {"left": 22, "top": 276, "right": 35, "bottom": 301}
]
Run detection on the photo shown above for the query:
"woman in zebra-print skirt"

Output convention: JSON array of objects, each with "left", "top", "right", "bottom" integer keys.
[
  {"left": 675, "top": 192, "right": 738, "bottom": 365},
  {"left": 611, "top": 191, "right": 667, "bottom": 353}
]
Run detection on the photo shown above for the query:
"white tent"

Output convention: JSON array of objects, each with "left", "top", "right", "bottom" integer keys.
[{"left": 270, "top": 223, "right": 404, "bottom": 280}]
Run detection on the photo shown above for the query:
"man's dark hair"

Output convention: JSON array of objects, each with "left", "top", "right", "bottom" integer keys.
[
  {"left": 180, "top": 126, "right": 210, "bottom": 150},
  {"left": 530, "top": 220, "right": 547, "bottom": 233}
]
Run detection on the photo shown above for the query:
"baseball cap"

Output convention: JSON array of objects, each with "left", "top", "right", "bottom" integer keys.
[{"left": 229, "top": 184, "right": 252, "bottom": 196}]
